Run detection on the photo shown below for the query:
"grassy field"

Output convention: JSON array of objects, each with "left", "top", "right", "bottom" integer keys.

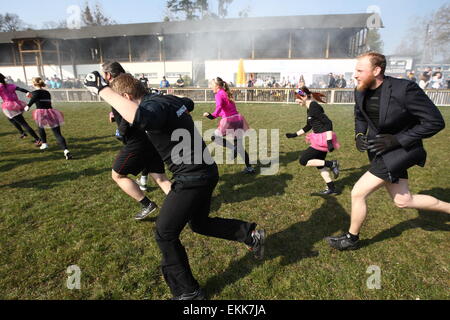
[{"left": 0, "top": 102, "right": 449, "bottom": 300}]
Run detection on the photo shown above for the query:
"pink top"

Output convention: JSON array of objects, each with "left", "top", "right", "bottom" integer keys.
[
  {"left": 0, "top": 84, "right": 19, "bottom": 102},
  {"left": 211, "top": 88, "right": 238, "bottom": 118}
]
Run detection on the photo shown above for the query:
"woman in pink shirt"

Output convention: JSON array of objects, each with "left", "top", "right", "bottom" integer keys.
[
  {"left": 0, "top": 73, "right": 41, "bottom": 145},
  {"left": 203, "top": 77, "right": 255, "bottom": 174}
]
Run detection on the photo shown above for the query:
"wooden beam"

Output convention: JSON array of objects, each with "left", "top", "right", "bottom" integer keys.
[
  {"left": 18, "top": 41, "right": 28, "bottom": 84},
  {"left": 127, "top": 37, "right": 132, "bottom": 62},
  {"left": 56, "top": 40, "right": 63, "bottom": 80},
  {"left": 288, "top": 32, "right": 292, "bottom": 59},
  {"left": 325, "top": 31, "right": 330, "bottom": 59}
]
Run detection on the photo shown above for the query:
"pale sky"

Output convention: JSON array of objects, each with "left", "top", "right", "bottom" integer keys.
[{"left": 2, "top": 0, "right": 449, "bottom": 54}]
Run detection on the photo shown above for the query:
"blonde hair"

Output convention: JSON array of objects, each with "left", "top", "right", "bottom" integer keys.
[
  {"left": 110, "top": 73, "right": 147, "bottom": 99},
  {"left": 32, "top": 77, "right": 46, "bottom": 88},
  {"left": 214, "top": 77, "right": 234, "bottom": 102}
]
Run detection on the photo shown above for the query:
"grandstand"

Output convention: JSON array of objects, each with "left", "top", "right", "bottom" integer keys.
[{"left": 0, "top": 13, "right": 379, "bottom": 86}]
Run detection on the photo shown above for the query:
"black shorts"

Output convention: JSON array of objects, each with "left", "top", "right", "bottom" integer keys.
[
  {"left": 113, "top": 146, "right": 165, "bottom": 176},
  {"left": 299, "top": 147, "right": 328, "bottom": 168},
  {"left": 369, "top": 155, "right": 408, "bottom": 183}
]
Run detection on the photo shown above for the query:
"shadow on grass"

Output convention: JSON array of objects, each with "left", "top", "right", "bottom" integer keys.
[
  {"left": 0, "top": 135, "right": 118, "bottom": 171},
  {"left": 359, "top": 188, "right": 450, "bottom": 248},
  {"left": 203, "top": 165, "right": 368, "bottom": 297},
  {"left": 0, "top": 130, "right": 18, "bottom": 138},
  {"left": 211, "top": 172, "right": 293, "bottom": 210},
  {"left": 1, "top": 167, "right": 111, "bottom": 190}
]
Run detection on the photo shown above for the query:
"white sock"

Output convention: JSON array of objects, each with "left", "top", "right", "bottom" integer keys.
[
  {"left": 140, "top": 175, "right": 148, "bottom": 184},
  {"left": 64, "top": 149, "right": 70, "bottom": 155}
]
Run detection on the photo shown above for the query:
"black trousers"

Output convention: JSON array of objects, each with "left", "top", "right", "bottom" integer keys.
[
  {"left": 8, "top": 117, "right": 24, "bottom": 134},
  {"left": 155, "top": 174, "right": 256, "bottom": 296},
  {"left": 38, "top": 126, "right": 68, "bottom": 150},
  {"left": 11, "top": 114, "right": 40, "bottom": 141}
]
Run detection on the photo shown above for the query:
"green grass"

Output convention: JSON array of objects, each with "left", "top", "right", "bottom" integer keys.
[{"left": 0, "top": 102, "right": 449, "bottom": 300}]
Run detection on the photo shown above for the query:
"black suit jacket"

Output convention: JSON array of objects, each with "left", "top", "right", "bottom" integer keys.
[{"left": 354, "top": 76, "right": 445, "bottom": 176}]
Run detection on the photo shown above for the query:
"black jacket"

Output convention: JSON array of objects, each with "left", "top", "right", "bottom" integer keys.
[{"left": 354, "top": 76, "right": 445, "bottom": 175}]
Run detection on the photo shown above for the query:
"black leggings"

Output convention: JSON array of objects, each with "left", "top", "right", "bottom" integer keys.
[
  {"left": 38, "top": 126, "right": 68, "bottom": 150},
  {"left": 212, "top": 135, "right": 252, "bottom": 167},
  {"left": 299, "top": 147, "right": 328, "bottom": 169},
  {"left": 155, "top": 175, "right": 256, "bottom": 296},
  {"left": 8, "top": 117, "right": 24, "bottom": 134},
  {"left": 11, "top": 114, "right": 40, "bottom": 141}
]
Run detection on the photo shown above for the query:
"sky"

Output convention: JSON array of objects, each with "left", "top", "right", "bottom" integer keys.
[{"left": 2, "top": 0, "right": 449, "bottom": 54}]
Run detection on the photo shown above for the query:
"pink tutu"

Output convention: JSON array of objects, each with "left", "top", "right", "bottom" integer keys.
[
  {"left": 215, "top": 113, "right": 250, "bottom": 138},
  {"left": 2, "top": 100, "right": 26, "bottom": 119},
  {"left": 305, "top": 132, "right": 340, "bottom": 152},
  {"left": 32, "top": 108, "right": 64, "bottom": 128}
]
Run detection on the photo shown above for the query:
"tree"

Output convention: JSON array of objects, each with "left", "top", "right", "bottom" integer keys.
[
  {"left": 395, "top": 4, "right": 450, "bottom": 63},
  {"left": 218, "top": 0, "right": 233, "bottom": 19},
  {"left": 0, "top": 13, "right": 26, "bottom": 32},
  {"left": 166, "top": 0, "right": 234, "bottom": 20},
  {"left": 42, "top": 20, "right": 68, "bottom": 30},
  {"left": 166, "top": 0, "right": 202, "bottom": 20},
  {"left": 81, "top": 2, "right": 116, "bottom": 26},
  {"left": 366, "top": 28, "right": 384, "bottom": 53}
]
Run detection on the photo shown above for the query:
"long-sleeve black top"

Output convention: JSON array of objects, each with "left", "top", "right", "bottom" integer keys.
[
  {"left": 301, "top": 101, "right": 333, "bottom": 133},
  {"left": 27, "top": 89, "right": 53, "bottom": 109}
]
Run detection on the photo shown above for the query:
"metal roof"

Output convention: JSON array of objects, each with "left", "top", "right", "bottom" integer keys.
[{"left": 0, "top": 13, "right": 382, "bottom": 43}]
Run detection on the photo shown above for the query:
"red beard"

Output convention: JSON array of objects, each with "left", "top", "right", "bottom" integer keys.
[{"left": 356, "top": 76, "right": 376, "bottom": 92}]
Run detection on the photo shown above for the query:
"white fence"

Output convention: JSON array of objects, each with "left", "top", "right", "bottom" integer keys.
[{"left": 43, "top": 88, "right": 450, "bottom": 106}]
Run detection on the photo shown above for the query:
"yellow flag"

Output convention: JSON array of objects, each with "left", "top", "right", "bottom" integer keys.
[{"left": 236, "top": 59, "right": 246, "bottom": 87}]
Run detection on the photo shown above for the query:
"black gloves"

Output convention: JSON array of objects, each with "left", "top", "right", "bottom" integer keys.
[
  {"left": 355, "top": 133, "right": 369, "bottom": 152},
  {"left": 285, "top": 132, "right": 298, "bottom": 138},
  {"left": 327, "top": 140, "right": 334, "bottom": 152},
  {"left": 84, "top": 71, "right": 108, "bottom": 95},
  {"left": 368, "top": 134, "right": 400, "bottom": 155},
  {"left": 115, "top": 129, "right": 124, "bottom": 142}
]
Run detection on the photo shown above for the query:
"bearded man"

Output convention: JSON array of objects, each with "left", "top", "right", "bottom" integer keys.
[{"left": 326, "top": 52, "right": 449, "bottom": 250}]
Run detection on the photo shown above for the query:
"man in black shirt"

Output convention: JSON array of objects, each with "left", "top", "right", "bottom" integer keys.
[
  {"left": 139, "top": 74, "right": 149, "bottom": 89},
  {"left": 84, "top": 72, "right": 265, "bottom": 300},
  {"left": 326, "top": 52, "right": 449, "bottom": 251}
]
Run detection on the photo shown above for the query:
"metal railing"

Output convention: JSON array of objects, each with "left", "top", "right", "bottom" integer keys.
[{"left": 43, "top": 88, "right": 450, "bottom": 106}]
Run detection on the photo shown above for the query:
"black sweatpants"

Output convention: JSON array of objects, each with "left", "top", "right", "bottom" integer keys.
[
  {"left": 8, "top": 117, "right": 24, "bottom": 134},
  {"left": 11, "top": 114, "right": 40, "bottom": 141},
  {"left": 155, "top": 174, "right": 256, "bottom": 296},
  {"left": 38, "top": 126, "right": 68, "bottom": 150}
]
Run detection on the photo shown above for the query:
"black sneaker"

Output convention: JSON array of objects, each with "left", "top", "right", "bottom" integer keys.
[
  {"left": 248, "top": 229, "right": 265, "bottom": 259},
  {"left": 134, "top": 201, "right": 158, "bottom": 220},
  {"left": 319, "top": 188, "right": 338, "bottom": 195},
  {"left": 326, "top": 233, "right": 359, "bottom": 251},
  {"left": 171, "top": 288, "right": 206, "bottom": 300},
  {"left": 64, "top": 151, "right": 73, "bottom": 160},
  {"left": 242, "top": 166, "right": 256, "bottom": 174},
  {"left": 331, "top": 160, "right": 340, "bottom": 179}
]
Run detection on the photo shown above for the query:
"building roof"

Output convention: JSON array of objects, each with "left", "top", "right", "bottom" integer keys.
[{"left": 0, "top": 13, "right": 382, "bottom": 43}]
